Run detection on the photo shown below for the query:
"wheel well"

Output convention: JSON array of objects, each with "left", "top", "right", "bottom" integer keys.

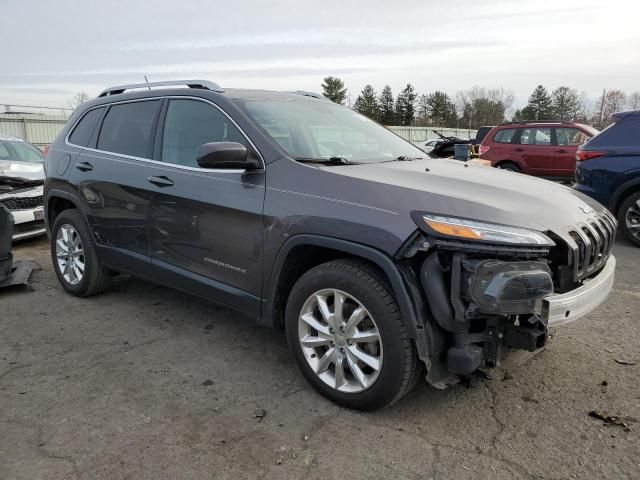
[
  {"left": 614, "top": 185, "right": 640, "bottom": 216},
  {"left": 47, "top": 196, "right": 77, "bottom": 227},
  {"left": 270, "top": 245, "right": 386, "bottom": 329},
  {"left": 495, "top": 160, "right": 520, "bottom": 170}
]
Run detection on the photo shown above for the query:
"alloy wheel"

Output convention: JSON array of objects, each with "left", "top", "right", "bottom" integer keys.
[
  {"left": 626, "top": 199, "right": 640, "bottom": 240},
  {"left": 298, "top": 289, "right": 383, "bottom": 393},
  {"left": 55, "top": 224, "right": 85, "bottom": 285}
]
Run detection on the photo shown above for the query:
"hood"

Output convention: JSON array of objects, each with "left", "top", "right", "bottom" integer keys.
[
  {"left": 328, "top": 158, "right": 607, "bottom": 237},
  {"left": 0, "top": 161, "right": 45, "bottom": 192}
]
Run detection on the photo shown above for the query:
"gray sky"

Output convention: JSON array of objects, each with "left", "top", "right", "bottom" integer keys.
[{"left": 1, "top": 0, "right": 638, "bottom": 110}]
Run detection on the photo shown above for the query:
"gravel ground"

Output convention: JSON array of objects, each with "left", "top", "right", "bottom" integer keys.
[{"left": 1, "top": 236, "right": 639, "bottom": 480}]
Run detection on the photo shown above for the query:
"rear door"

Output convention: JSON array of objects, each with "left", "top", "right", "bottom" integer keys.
[
  {"left": 514, "top": 127, "right": 554, "bottom": 175},
  {"left": 147, "top": 97, "right": 265, "bottom": 315},
  {"left": 554, "top": 127, "right": 592, "bottom": 176},
  {"left": 68, "top": 99, "right": 162, "bottom": 270}
]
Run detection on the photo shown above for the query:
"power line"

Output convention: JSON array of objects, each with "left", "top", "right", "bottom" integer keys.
[{"left": 1, "top": 103, "right": 73, "bottom": 111}]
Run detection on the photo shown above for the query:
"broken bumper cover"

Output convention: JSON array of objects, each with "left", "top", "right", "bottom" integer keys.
[{"left": 541, "top": 255, "right": 616, "bottom": 327}]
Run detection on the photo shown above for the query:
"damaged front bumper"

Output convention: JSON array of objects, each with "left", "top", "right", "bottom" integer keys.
[{"left": 541, "top": 255, "right": 616, "bottom": 327}]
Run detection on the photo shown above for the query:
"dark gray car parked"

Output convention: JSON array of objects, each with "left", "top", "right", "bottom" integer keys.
[{"left": 44, "top": 80, "right": 617, "bottom": 410}]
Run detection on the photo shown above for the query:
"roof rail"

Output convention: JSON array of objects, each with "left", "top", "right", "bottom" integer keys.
[
  {"left": 98, "top": 79, "right": 224, "bottom": 98},
  {"left": 284, "top": 90, "right": 329, "bottom": 101},
  {"left": 500, "top": 120, "right": 574, "bottom": 125}
]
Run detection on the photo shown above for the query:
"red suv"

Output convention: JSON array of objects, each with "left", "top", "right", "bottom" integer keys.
[{"left": 479, "top": 121, "right": 599, "bottom": 179}]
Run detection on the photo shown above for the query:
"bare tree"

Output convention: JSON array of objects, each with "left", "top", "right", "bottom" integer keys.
[
  {"left": 628, "top": 92, "right": 640, "bottom": 110},
  {"left": 595, "top": 90, "right": 627, "bottom": 127},
  {"left": 456, "top": 86, "right": 514, "bottom": 128},
  {"left": 67, "top": 92, "right": 90, "bottom": 110}
]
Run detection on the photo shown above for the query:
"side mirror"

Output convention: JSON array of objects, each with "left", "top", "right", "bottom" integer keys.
[{"left": 196, "top": 142, "right": 260, "bottom": 170}]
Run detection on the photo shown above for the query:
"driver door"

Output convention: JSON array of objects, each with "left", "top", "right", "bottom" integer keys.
[{"left": 147, "top": 97, "right": 265, "bottom": 315}]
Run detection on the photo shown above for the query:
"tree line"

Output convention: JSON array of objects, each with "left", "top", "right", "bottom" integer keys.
[{"left": 321, "top": 76, "right": 640, "bottom": 130}]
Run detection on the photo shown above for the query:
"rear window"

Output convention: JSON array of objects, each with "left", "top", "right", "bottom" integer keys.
[
  {"left": 69, "top": 107, "right": 105, "bottom": 147},
  {"left": 493, "top": 128, "right": 516, "bottom": 143},
  {"left": 97, "top": 100, "right": 161, "bottom": 158},
  {"left": 588, "top": 116, "right": 639, "bottom": 147}
]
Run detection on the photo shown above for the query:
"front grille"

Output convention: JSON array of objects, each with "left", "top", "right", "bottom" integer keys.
[
  {"left": 567, "top": 211, "right": 617, "bottom": 281},
  {"left": 13, "top": 220, "right": 45, "bottom": 234},
  {"left": 0, "top": 195, "right": 43, "bottom": 210}
]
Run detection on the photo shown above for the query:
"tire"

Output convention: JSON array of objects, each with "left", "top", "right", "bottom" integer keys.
[
  {"left": 497, "top": 162, "right": 521, "bottom": 173},
  {"left": 618, "top": 191, "right": 640, "bottom": 247},
  {"left": 50, "top": 209, "right": 112, "bottom": 297},
  {"left": 285, "top": 259, "right": 420, "bottom": 411}
]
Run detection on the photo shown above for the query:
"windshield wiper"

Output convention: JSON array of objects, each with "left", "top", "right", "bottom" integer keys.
[
  {"left": 395, "top": 155, "right": 425, "bottom": 161},
  {"left": 294, "top": 156, "right": 358, "bottom": 166}
]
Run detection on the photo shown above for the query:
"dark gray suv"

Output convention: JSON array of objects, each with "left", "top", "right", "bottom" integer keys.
[{"left": 44, "top": 80, "right": 617, "bottom": 410}]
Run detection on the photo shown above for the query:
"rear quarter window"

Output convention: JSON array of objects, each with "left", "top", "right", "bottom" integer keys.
[
  {"left": 68, "top": 107, "right": 105, "bottom": 147},
  {"left": 589, "top": 116, "right": 639, "bottom": 147},
  {"left": 493, "top": 128, "right": 517, "bottom": 143}
]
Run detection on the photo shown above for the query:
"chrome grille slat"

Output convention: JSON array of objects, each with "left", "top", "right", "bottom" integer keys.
[{"left": 567, "top": 212, "right": 617, "bottom": 282}]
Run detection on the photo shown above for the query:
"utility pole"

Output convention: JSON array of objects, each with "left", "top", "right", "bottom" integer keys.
[{"left": 598, "top": 88, "right": 606, "bottom": 127}]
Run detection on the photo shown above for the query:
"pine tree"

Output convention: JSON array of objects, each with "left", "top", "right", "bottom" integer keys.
[
  {"left": 523, "top": 85, "right": 554, "bottom": 120},
  {"left": 353, "top": 85, "right": 380, "bottom": 120},
  {"left": 551, "top": 86, "right": 581, "bottom": 121},
  {"left": 379, "top": 85, "right": 395, "bottom": 125},
  {"left": 426, "top": 91, "right": 457, "bottom": 126},
  {"left": 321, "top": 76, "right": 347, "bottom": 104},
  {"left": 395, "top": 84, "right": 417, "bottom": 126}
]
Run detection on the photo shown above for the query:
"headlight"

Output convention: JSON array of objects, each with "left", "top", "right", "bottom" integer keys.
[{"left": 418, "top": 214, "right": 555, "bottom": 246}]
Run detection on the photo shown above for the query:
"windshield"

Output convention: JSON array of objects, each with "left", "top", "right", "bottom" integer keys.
[
  {"left": 234, "top": 98, "right": 426, "bottom": 164},
  {"left": 0, "top": 139, "right": 44, "bottom": 163}
]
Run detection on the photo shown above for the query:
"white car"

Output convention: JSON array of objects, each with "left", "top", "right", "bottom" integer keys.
[{"left": 0, "top": 136, "right": 46, "bottom": 240}]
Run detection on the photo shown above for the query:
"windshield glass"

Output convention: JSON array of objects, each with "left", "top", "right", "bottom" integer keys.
[
  {"left": 0, "top": 139, "right": 44, "bottom": 163},
  {"left": 233, "top": 98, "right": 425, "bottom": 164}
]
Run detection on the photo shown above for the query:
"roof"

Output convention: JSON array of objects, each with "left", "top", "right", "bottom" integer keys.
[{"left": 612, "top": 110, "right": 640, "bottom": 121}]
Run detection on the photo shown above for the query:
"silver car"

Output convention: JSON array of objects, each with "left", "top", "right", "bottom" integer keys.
[{"left": 0, "top": 135, "right": 45, "bottom": 240}]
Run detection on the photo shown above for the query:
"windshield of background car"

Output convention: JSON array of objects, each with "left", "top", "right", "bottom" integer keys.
[
  {"left": 233, "top": 98, "right": 426, "bottom": 163},
  {"left": 0, "top": 139, "right": 44, "bottom": 163}
]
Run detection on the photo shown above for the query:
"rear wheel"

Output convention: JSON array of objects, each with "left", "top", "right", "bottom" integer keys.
[
  {"left": 619, "top": 191, "right": 640, "bottom": 247},
  {"left": 285, "top": 259, "right": 420, "bottom": 411},
  {"left": 497, "top": 162, "right": 521, "bottom": 173},
  {"left": 50, "top": 209, "right": 112, "bottom": 296}
]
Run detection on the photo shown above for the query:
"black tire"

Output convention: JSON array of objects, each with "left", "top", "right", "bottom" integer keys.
[
  {"left": 285, "top": 259, "right": 420, "bottom": 411},
  {"left": 618, "top": 191, "right": 640, "bottom": 247},
  {"left": 50, "top": 209, "right": 112, "bottom": 297},
  {"left": 497, "top": 162, "right": 521, "bottom": 172}
]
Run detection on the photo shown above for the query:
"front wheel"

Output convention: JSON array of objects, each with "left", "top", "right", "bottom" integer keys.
[
  {"left": 285, "top": 259, "right": 420, "bottom": 411},
  {"left": 619, "top": 191, "right": 640, "bottom": 247}
]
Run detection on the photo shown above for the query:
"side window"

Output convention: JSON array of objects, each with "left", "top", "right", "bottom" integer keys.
[
  {"left": 68, "top": 107, "right": 104, "bottom": 147},
  {"left": 556, "top": 127, "right": 589, "bottom": 147},
  {"left": 161, "top": 99, "right": 247, "bottom": 167},
  {"left": 97, "top": 100, "right": 161, "bottom": 158},
  {"left": 519, "top": 127, "right": 551, "bottom": 145},
  {"left": 493, "top": 128, "right": 516, "bottom": 143}
]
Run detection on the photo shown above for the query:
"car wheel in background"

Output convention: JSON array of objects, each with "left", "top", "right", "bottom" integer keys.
[
  {"left": 50, "top": 209, "right": 112, "bottom": 296},
  {"left": 285, "top": 259, "right": 421, "bottom": 411},
  {"left": 497, "top": 162, "right": 521, "bottom": 172},
  {"left": 619, "top": 191, "right": 640, "bottom": 247}
]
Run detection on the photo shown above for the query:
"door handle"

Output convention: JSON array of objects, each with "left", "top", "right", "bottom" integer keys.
[
  {"left": 556, "top": 149, "right": 567, "bottom": 153},
  {"left": 147, "top": 175, "right": 174, "bottom": 187},
  {"left": 513, "top": 148, "right": 524, "bottom": 152},
  {"left": 75, "top": 161, "right": 93, "bottom": 172}
]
